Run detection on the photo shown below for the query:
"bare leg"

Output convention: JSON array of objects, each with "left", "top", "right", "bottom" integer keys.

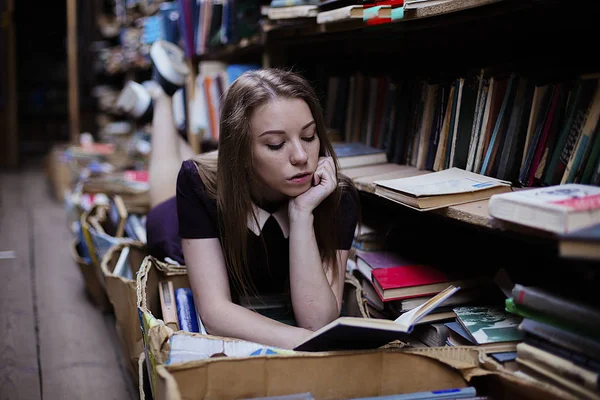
[
  {"left": 148, "top": 92, "right": 189, "bottom": 208},
  {"left": 178, "top": 135, "right": 196, "bottom": 161}
]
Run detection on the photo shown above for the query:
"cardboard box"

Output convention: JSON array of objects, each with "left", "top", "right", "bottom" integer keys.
[
  {"left": 153, "top": 346, "right": 574, "bottom": 400},
  {"left": 70, "top": 238, "right": 112, "bottom": 312},
  {"left": 154, "top": 349, "right": 470, "bottom": 400},
  {"left": 136, "top": 255, "right": 189, "bottom": 393},
  {"left": 101, "top": 241, "right": 149, "bottom": 379},
  {"left": 45, "top": 143, "right": 74, "bottom": 202}
]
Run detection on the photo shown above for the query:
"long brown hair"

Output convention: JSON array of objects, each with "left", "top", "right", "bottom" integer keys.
[{"left": 194, "top": 68, "right": 358, "bottom": 298}]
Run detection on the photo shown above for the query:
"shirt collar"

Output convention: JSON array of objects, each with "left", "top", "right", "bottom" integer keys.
[{"left": 247, "top": 202, "right": 289, "bottom": 238}]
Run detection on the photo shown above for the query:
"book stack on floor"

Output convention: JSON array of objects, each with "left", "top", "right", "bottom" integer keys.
[
  {"left": 504, "top": 284, "right": 600, "bottom": 400},
  {"left": 347, "top": 246, "right": 523, "bottom": 351}
]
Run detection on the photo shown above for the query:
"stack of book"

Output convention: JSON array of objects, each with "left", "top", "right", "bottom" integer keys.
[
  {"left": 350, "top": 248, "right": 495, "bottom": 337},
  {"left": 505, "top": 284, "right": 600, "bottom": 399}
]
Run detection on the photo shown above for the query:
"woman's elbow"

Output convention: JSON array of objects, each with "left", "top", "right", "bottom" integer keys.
[{"left": 196, "top": 301, "right": 226, "bottom": 335}]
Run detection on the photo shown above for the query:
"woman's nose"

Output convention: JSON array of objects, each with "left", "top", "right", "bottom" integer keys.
[{"left": 290, "top": 141, "right": 308, "bottom": 165}]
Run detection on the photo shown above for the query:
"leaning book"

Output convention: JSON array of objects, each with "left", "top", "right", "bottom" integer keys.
[{"left": 373, "top": 167, "right": 512, "bottom": 211}]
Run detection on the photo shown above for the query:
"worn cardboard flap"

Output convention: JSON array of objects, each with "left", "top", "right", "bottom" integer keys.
[
  {"left": 157, "top": 349, "right": 468, "bottom": 400},
  {"left": 101, "top": 241, "right": 148, "bottom": 377}
]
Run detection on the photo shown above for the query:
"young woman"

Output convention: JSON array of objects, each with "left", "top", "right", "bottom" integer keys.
[{"left": 146, "top": 68, "right": 359, "bottom": 350}]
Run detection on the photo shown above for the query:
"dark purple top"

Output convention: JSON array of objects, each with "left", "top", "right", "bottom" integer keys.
[{"left": 147, "top": 159, "right": 358, "bottom": 298}]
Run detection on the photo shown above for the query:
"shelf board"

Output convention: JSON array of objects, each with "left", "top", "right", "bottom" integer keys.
[
  {"left": 341, "top": 162, "right": 556, "bottom": 237},
  {"left": 195, "top": 35, "right": 265, "bottom": 63},
  {"left": 262, "top": 0, "right": 535, "bottom": 44}
]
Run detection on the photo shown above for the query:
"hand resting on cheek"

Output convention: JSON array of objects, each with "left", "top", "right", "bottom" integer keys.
[{"left": 289, "top": 156, "right": 337, "bottom": 216}]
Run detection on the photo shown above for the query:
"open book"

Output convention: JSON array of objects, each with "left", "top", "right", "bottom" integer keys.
[{"left": 293, "top": 285, "right": 460, "bottom": 352}]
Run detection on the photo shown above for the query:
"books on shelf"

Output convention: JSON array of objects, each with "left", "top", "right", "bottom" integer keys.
[
  {"left": 316, "top": 4, "right": 363, "bottom": 23},
  {"left": 374, "top": 167, "right": 512, "bottom": 211},
  {"left": 488, "top": 183, "right": 600, "bottom": 234},
  {"left": 334, "top": 142, "right": 388, "bottom": 169},
  {"left": 293, "top": 285, "right": 459, "bottom": 352}
]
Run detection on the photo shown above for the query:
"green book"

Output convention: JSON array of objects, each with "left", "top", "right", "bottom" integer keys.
[
  {"left": 452, "top": 305, "right": 524, "bottom": 345},
  {"left": 580, "top": 123, "right": 600, "bottom": 183},
  {"left": 505, "top": 297, "right": 597, "bottom": 339}
]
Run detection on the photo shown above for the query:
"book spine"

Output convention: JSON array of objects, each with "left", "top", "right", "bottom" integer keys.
[
  {"left": 519, "top": 318, "right": 600, "bottom": 362},
  {"left": 159, "top": 280, "right": 179, "bottom": 331},
  {"left": 175, "top": 288, "right": 200, "bottom": 332},
  {"left": 512, "top": 285, "right": 600, "bottom": 335},
  {"left": 517, "top": 342, "right": 599, "bottom": 392}
]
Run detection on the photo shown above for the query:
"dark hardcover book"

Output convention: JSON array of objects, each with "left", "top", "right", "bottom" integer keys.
[
  {"left": 496, "top": 77, "right": 534, "bottom": 182},
  {"left": 481, "top": 73, "right": 516, "bottom": 176},
  {"left": 524, "top": 83, "right": 566, "bottom": 186},
  {"left": 518, "top": 83, "right": 555, "bottom": 186},
  {"left": 512, "top": 284, "right": 600, "bottom": 337},
  {"left": 544, "top": 77, "right": 598, "bottom": 185},
  {"left": 175, "top": 287, "right": 200, "bottom": 332},
  {"left": 444, "top": 78, "right": 461, "bottom": 169},
  {"left": 332, "top": 76, "right": 350, "bottom": 140},
  {"left": 490, "top": 351, "right": 518, "bottom": 363},
  {"left": 581, "top": 124, "right": 600, "bottom": 183},
  {"left": 519, "top": 318, "right": 600, "bottom": 364},
  {"left": 523, "top": 333, "right": 600, "bottom": 371},
  {"left": 391, "top": 80, "right": 414, "bottom": 164},
  {"left": 483, "top": 73, "right": 518, "bottom": 177},
  {"left": 452, "top": 69, "right": 481, "bottom": 170},
  {"left": 425, "top": 82, "right": 447, "bottom": 171},
  {"left": 531, "top": 83, "right": 570, "bottom": 186},
  {"left": 404, "top": 81, "right": 426, "bottom": 165},
  {"left": 378, "top": 81, "right": 396, "bottom": 153}
]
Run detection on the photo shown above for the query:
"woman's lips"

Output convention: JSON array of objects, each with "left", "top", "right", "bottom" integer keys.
[{"left": 288, "top": 173, "right": 312, "bottom": 184}]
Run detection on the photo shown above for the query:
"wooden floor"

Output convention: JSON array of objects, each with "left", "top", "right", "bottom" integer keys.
[{"left": 0, "top": 161, "right": 137, "bottom": 400}]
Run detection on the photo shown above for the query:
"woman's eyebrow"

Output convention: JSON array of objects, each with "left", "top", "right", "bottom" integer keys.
[
  {"left": 259, "top": 121, "right": 315, "bottom": 137},
  {"left": 259, "top": 130, "right": 285, "bottom": 137},
  {"left": 301, "top": 121, "right": 316, "bottom": 130}
]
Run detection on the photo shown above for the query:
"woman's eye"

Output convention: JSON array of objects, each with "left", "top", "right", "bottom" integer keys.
[
  {"left": 302, "top": 135, "right": 316, "bottom": 142},
  {"left": 267, "top": 143, "right": 284, "bottom": 150}
]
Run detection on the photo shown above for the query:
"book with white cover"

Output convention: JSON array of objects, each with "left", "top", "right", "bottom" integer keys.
[
  {"left": 374, "top": 167, "right": 512, "bottom": 211},
  {"left": 488, "top": 183, "right": 600, "bottom": 234},
  {"left": 267, "top": 5, "right": 318, "bottom": 19},
  {"left": 316, "top": 5, "right": 363, "bottom": 24}
]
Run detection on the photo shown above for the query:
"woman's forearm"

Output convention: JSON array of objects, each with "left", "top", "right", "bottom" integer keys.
[
  {"left": 288, "top": 211, "right": 339, "bottom": 330},
  {"left": 201, "top": 300, "right": 312, "bottom": 350}
]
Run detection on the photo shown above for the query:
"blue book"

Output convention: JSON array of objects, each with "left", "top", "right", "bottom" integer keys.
[
  {"left": 347, "top": 386, "right": 477, "bottom": 400},
  {"left": 175, "top": 288, "right": 200, "bottom": 332}
]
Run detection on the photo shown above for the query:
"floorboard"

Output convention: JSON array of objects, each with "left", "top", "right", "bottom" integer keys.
[{"left": 0, "top": 163, "right": 136, "bottom": 399}]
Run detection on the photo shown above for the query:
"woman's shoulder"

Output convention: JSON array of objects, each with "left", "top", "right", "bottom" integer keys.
[{"left": 177, "top": 159, "right": 210, "bottom": 198}]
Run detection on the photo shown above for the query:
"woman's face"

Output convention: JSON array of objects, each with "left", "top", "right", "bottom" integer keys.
[{"left": 250, "top": 97, "right": 321, "bottom": 202}]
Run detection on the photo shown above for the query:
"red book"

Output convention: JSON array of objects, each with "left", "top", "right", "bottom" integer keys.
[{"left": 371, "top": 265, "right": 489, "bottom": 301}]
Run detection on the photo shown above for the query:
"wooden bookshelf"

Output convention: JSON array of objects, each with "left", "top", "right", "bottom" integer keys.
[{"left": 342, "top": 163, "right": 557, "bottom": 237}]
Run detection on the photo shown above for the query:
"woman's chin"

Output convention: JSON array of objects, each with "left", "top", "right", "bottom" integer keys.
[{"left": 284, "top": 182, "right": 312, "bottom": 198}]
